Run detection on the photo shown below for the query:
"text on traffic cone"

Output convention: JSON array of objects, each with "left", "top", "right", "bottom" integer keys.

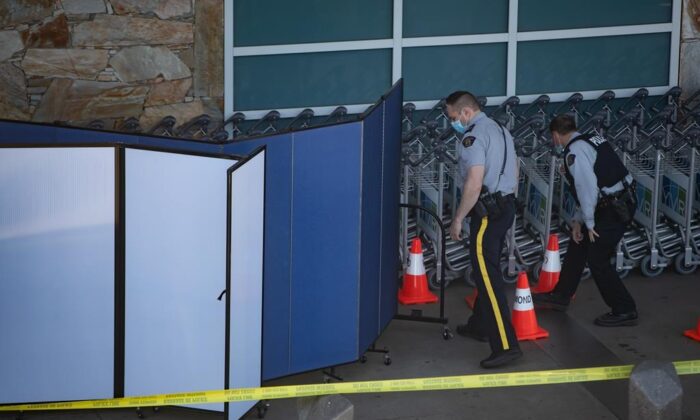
[{"left": 512, "top": 272, "right": 549, "bottom": 341}]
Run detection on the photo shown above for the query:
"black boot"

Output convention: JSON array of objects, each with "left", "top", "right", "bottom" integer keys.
[
  {"left": 594, "top": 311, "right": 638, "bottom": 327},
  {"left": 456, "top": 324, "right": 488, "bottom": 342},
  {"left": 480, "top": 348, "right": 523, "bottom": 369},
  {"left": 532, "top": 292, "right": 570, "bottom": 312}
]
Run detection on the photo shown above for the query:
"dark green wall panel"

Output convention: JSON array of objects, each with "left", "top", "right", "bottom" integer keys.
[
  {"left": 402, "top": 44, "right": 507, "bottom": 101},
  {"left": 234, "top": 50, "right": 392, "bottom": 110},
  {"left": 516, "top": 33, "right": 670, "bottom": 95},
  {"left": 403, "top": 0, "right": 508, "bottom": 37},
  {"left": 518, "top": 0, "right": 672, "bottom": 32},
  {"left": 234, "top": 0, "right": 392, "bottom": 46}
]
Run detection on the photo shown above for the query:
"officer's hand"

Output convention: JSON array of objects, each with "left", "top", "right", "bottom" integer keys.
[
  {"left": 588, "top": 227, "right": 599, "bottom": 243},
  {"left": 571, "top": 221, "right": 583, "bottom": 244},
  {"left": 450, "top": 219, "right": 463, "bottom": 241}
]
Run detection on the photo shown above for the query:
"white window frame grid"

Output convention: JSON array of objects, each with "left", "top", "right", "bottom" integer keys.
[{"left": 224, "top": 0, "right": 682, "bottom": 120}]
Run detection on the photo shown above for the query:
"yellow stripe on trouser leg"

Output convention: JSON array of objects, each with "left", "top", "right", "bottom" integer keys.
[{"left": 476, "top": 216, "right": 509, "bottom": 350}]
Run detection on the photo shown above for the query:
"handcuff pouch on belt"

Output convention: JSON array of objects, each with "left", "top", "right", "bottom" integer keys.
[
  {"left": 599, "top": 179, "right": 637, "bottom": 224},
  {"left": 473, "top": 188, "right": 508, "bottom": 219}
]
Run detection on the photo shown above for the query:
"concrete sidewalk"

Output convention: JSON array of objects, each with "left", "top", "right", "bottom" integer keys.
[{"left": 2, "top": 272, "right": 698, "bottom": 420}]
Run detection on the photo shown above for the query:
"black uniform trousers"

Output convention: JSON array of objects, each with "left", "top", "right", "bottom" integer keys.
[
  {"left": 467, "top": 198, "right": 519, "bottom": 353},
  {"left": 553, "top": 206, "right": 637, "bottom": 314}
]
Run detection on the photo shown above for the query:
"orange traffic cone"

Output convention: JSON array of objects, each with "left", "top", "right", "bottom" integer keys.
[
  {"left": 465, "top": 288, "right": 478, "bottom": 309},
  {"left": 512, "top": 272, "right": 549, "bottom": 341},
  {"left": 399, "top": 238, "right": 438, "bottom": 305},
  {"left": 532, "top": 234, "right": 561, "bottom": 294},
  {"left": 684, "top": 318, "right": 700, "bottom": 342}
]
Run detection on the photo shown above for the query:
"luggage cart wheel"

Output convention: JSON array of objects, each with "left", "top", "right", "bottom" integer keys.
[
  {"left": 443, "top": 327, "right": 453, "bottom": 340},
  {"left": 428, "top": 271, "right": 450, "bottom": 291},
  {"left": 640, "top": 255, "right": 664, "bottom": 277},
  {"left": 617, "top": 267, "right": 631, "bottom": 280},
  {"left": 383, "top": 354, "right": 392, "bottom": 365},
  {"left": 256, "top": 401, "right": 270, "bottom": 419},
  {"left": 360, "top": 355, "right": 368, "bottom": 363},
  {"left": 500, "top": 262, "right": 518, "bottom": 284},
  {"left": 531, "top": 261, "right": 543, "bottom": 283},
  {"left": 674, "top": 254, "right": 698, "bottom": 275},
  {"left": 464, "top": 266, "right": 475, "bottom": 287}
]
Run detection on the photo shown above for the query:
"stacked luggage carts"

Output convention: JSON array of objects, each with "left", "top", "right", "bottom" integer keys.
[
  {"left": 225, "top": 106, "right": 355, "bottom": 140},
  {"left": 400, "top": 102, "right": 471, "bottom": 290},
  {"left": 401, "top": 86, "right": 700, "bottom": 290},
  {"left": 602, "top": 88, "right": 700, "bottom": 277}
]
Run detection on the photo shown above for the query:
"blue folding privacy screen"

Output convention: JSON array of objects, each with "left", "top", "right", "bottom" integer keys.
[
  {"left": 225, "top": 80, "right": 402, "bottom": 379},
  {"left": 0, "top": 80, "right": 402, "bottom": 411}
]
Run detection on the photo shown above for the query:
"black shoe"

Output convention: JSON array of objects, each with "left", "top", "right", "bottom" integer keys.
[
  {"left": 594, "top": 311, "right": 638, "bottom": 327},
  {"left": 532, "top": 292, "right": 570, "bottom": 312},
  {"left": 480, "top": 348, "right": 523, "bottom": 369},
  {"left": 456, "top": 324, "right": 488, "bottom": 342}
]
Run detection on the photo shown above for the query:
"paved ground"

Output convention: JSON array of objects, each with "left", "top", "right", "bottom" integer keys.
[{"left": 2, "top": 271, "right": 698, "bottom": 420}]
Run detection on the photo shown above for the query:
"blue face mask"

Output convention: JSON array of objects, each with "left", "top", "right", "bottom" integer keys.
[{"left": 451, "top": 118, "right": 466, "bottom": 134}]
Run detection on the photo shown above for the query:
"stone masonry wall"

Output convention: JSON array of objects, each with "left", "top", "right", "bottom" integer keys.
[
  {"left": 681, "top": 0, "right": 700, "bottom": 98},
  {"left": 0, "top": 0, "right": 224, "bottom": 133}
]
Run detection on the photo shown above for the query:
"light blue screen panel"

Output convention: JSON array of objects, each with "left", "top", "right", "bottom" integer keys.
[
  {"left": 227, "top": 151, "right": 265, "bottom": 420},
  {"left": 516, "top": 33, "right": 671, "bottom": 95},
  {"left": 124, "top": 149, "right": 233, "bottom": 412},
  {"left": 224, "top": 134, "right": 294, "bottom": 381},
  {"left": 0, "top": 147, "right": 115, "bottom": 404}
]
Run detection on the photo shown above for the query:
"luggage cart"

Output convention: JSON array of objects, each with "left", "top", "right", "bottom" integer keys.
[
  {"left": 624, "top": 131, "right": 679, "bottom": 277},
  {"left": 519, "top": 146, "right": 558, "bottom": 277},
  {"left": 662, "top": 129, "right": 700, "bottom": 274}
]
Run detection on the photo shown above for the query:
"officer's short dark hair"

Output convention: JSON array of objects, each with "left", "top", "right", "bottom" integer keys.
[
  {"left": 549, "top": 114, "right": 577, "bottom": 134},
  {"left": 446, "top": 91, "right": 481, "bottom": 111}
]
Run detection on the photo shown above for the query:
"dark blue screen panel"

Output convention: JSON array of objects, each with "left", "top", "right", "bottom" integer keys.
[
  {"left": 380, "top": 82, "right": 403, "bottom": 331},
  {"left": 358, "top": 105, "right": 384, "bottom": 353},
  {"left": 224, "top": 135, "right": 294, "bottom": 380},
  {"left": 290, "top": 123, "right": 363, "bottom": 372}
]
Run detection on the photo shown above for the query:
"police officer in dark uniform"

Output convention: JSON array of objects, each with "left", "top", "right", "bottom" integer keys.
[
  {"left": 446, "top": 91, "right": 522, "bottom": 368},
  {"left": 533, "top": 115, "right": 638, "bottom": 326}
]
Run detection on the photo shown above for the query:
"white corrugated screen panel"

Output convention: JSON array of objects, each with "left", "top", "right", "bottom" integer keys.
[{"left": 0, "top": 147, "right": 115, "bottom": 404}]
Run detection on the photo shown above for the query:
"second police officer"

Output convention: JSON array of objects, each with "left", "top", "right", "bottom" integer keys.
[
  {"left": 533, "top": 115, "right": 639, "bottom": 326},
  {"left": 446, "top": 91, "right": 522, "bottom": 368}
]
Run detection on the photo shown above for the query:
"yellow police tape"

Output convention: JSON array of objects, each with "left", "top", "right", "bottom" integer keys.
[{"left": 2, "top": 360, "right": 699, "bottom": 412}]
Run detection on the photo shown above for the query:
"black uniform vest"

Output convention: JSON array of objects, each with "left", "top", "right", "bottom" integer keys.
[{"left": 563, "top": 134, "right": 629, "bottom": 205}]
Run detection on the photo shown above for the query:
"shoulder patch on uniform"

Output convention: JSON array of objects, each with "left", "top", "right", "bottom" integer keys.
[
  {"left": 566, "top": 154, "right": 576, "bottom": 166},
  {"left": 462, "top": 136, "right": 476, "bottom": 147}
]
